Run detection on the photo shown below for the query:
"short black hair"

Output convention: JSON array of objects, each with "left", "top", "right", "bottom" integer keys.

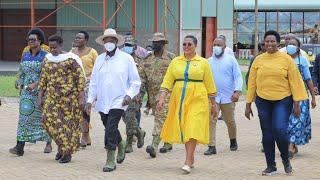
[
  {"left": 264, "top": 30, "right": 280, "bottom": 43},
  {"left": 185, "top": 35, "right": 197, "bottom": 45},
  {"left": 48, "top": 35, "right": 63, "bottom": 45},
  {"left": 27, "top": 28, "right": 45, "bottom": 44},
  {"left": 291, "top": 37, "right": 301, "bottom": 47},
  {"left": 78, "top": 31, "right": 89, "bottom": 40}
]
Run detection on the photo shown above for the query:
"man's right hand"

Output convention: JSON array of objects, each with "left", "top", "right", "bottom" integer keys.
[{"left": 85, "top": 103, "right": 92, "bottom": 115}]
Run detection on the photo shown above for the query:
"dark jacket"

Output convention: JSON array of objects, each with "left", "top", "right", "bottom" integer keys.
[{"left": 312, "top": 54, "right": 320, "bottom": 89}]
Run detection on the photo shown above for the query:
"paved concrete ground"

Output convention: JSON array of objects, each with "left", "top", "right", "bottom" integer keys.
[{"left": 0, "top": 98, "right": 320, "bottom": 180}]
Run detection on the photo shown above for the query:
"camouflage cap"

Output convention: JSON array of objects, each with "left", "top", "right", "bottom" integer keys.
[
  {"left": 124, "top": 34, "right": 137, "bottom": 45},
  {"left": 148, "top": 32, "right": 168, "bottom": 43}
]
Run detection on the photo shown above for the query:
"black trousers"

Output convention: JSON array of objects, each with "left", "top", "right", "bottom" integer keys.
[{"left": 99, "top": 109, "right": 124, "bottom": 150}]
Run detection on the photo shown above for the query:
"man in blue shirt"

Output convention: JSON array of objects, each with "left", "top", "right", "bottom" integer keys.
[{"left": 204, "top": 37, "right": 243, "bottom": 155}]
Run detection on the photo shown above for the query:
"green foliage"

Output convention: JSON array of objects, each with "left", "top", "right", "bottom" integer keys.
[{"left": 0, "top": 76, "right": 19, "bottom": 97}]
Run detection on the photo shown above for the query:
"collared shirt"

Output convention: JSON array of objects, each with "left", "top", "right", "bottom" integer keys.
[
  {"left": 209, "top": 53, "right": 243, "bottom": 104},
  {"left": 87, "top": 48, "right": 141, "bottom": 114}
]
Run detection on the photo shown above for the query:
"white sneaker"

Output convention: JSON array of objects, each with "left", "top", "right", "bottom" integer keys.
[{"left": 181, "top": 165, "right": 191, "bottom": 174}]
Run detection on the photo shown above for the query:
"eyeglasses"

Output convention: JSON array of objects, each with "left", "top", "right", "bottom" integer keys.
[
  {"left": 27, "top": 38, "right": 38, "bottom": 42},
  {"left": 183, "top": 42, "right": 193, "bottom": 47}
]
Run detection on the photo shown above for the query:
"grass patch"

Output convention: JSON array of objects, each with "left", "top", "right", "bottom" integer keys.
[
  {"left": 237, "top": 58, "right": 251, "bottom": 66},
  {"left": 241, "top": 71, "right": 247, "bottom": 95},
  {"left": 0, "top": 75, "right": 19, "bottom": 97}
]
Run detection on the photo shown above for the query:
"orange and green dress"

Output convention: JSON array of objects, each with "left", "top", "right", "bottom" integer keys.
[
  {"left": 39, "top": 53, "right": 85, "bottom": 154},
  {"left": 160, "top": 54, "right": 217, "bottom": 144}
]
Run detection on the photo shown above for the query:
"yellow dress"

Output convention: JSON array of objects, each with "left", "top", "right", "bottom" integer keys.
[{"left": 160, "top": 54, "right": 217, "bottom": 144}]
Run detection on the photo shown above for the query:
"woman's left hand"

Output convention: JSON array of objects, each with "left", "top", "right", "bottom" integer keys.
[
  {"left": 293, "top": 102, "right": 301, "bottom": 117},
  {"left": 211, "top": 103, "right": 218, "bottom": 118}
]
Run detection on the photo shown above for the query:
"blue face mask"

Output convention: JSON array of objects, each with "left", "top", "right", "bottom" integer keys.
[
  {"left": 213, "top": 46, "right": 223, "bottom": 56},
  {"left": 286, "top": 45, "right": 298, "bottom": 55},
  {"left": 122, "top": 46, "right": 134, "bottom": 55}
]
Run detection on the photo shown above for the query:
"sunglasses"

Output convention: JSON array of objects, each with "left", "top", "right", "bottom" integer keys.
[{"left": 183, "top": 42, "right": 193, "bottom": 47}]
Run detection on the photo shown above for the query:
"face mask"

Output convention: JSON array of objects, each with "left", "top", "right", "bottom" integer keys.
[
  {"left": 286, "top": 45, "right": 297, "bottom": 55},
  {"left": 308, "top": 51, "right": 313, "bottom": 55},
  {"left": 152, "top": 43, "right": 162, "bottom": 52},
  {"left": 213, "top": 46, "right": 223, "bottom": 56},
  {"left": 122, "top": 46, "right": 134, "bottom": 55},
  {"left": 104, "top": 42, "right": 116, "bottom": 52}
]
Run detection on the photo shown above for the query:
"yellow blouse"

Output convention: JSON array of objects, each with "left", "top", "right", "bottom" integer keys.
[
  {"left": 72, "top": 48, "right": 98, "bottom": 80},
  {"left": 246, "top": 51, "right": 308, "bottom": 102}
]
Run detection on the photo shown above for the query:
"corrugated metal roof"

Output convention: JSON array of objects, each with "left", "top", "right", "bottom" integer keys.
[{"left": 235, "top": 0, "right": 320, "bottom": 10}]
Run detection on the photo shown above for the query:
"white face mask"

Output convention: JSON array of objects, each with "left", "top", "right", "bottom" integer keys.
[
  {"left": 308, "top": 51, "right": 313, "bottom": 55},
  {"left": 104, "top": 42, "right": 116, "bottom": 52},
  {"left": 213, "top": 46, "right": 223, "bottom": 56}
]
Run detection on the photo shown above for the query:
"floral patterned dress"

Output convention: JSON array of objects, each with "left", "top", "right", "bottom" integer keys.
[
  {"left": 17, "top": 50, "right": 50, "bottom": 142},
  {"left": 39, "top": 55, "right": 85, "bottom": 154}
]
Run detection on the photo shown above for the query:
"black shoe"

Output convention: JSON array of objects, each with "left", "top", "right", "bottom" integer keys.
[
  {"left": 59, "top": 155, "right": 72, "bottom": 163},
  {"left": 282, "top": 160, "right": 293, "bottom": 175},
  {"left": 146, "top": 145, "right": 156, "bottom": 158},
  {"left": 159, "top": 144, "right": 173, "bottom": 153},
  {"left": 262, "top": 164, "right": 277, "bottom": 176},
  {"left": 204, "top": 146, "right": 217, "bottom": 155},
  {"left": 55, "top": 153, "right": 62, "bottom": 161},
  {"left": 9, "top": 146, "right": 24, "bottom": 156},
  {"left": 230, "top": 139, "right": 238, "bottom": 151}
]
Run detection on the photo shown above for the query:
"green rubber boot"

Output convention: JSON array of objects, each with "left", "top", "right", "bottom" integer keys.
[
  {"left": 117, "top": 140, "right": 126, "bottom": 164},
  {"left": 136, "top": 128, "right": 146, "bottom": 148},
  {"left": 125, "top": 135, "right": 133, "bottom": 153},
  {"left": 146, "top": 135, "right": 161, "bottom": 158},
  {"left": 103, "top": 150, "right": 116, "bottom": 172}
]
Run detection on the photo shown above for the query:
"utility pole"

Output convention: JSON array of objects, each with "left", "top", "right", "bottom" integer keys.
[{"left": 254, "top": 0, "right": 259, "bottom": 55}]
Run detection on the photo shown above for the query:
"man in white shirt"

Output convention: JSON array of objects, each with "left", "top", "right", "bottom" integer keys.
[{"left": 85, "top": 28, "right": 141, "bottom": 172}]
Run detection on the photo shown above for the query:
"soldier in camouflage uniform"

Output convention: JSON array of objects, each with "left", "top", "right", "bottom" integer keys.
[
  {"left": 140, "top": 32, "right": 175, "bottom": 158},
  {"left": 121, "top": 34, "right": 146, "bottom": 153}
]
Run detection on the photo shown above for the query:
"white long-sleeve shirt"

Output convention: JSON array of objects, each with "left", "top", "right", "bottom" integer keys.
[{"left": 87, "top": 48, "right": 141, "bottom": 114}]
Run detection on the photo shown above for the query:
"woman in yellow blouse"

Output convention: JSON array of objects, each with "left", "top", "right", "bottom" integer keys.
[
  {"left": 71, "top": 31, "right": 98, "bottom": 148},
  {"left": 245, "top": 30, "right": 308, "bottom": 176},
  {"left": 157, "top": 35, "right": 217, "bottom": 174}
]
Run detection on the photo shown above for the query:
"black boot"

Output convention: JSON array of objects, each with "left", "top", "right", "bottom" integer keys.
[
  {"left": 230, "top": 139, "right": 238, "bottom": 151},
  {"left": 204, "top": 146, "right": 217, "bottom": 155},
  {"left": 262, "top": 162, "right": 277, "bottom": 176},
  {"left": 59, "top": 154, "right": 72, "bottom": 163},
  {"left": 9, "top": 141, "right": 25, "bottom": 156}
]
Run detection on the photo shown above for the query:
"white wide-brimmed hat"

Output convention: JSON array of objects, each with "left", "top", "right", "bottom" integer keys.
[{"left": 95, "top": 28, "right": 124, "bottom": 46}]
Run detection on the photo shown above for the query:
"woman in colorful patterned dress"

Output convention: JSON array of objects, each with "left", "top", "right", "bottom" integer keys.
[
  {"left": 38, "top": 35, "right": 86, "bottom": 163},
  {"left": 9, "top": 28, "right": 52, "bottom": 156},
  {"left": 71, "top": 31, "right": 98, "bottom": 148},
  {"left": 286, "top": 37, "right": 316, "bottom": 158},
  {"left": 157, "top": 35, "right": 218, "bottom": 174}
]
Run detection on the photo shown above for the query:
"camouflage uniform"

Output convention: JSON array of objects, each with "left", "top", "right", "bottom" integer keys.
[
  {"left": 140, "top": 50, "right": 175, "bottom": 157},
  {"left": 122, "top": 55, "right": 146, "bottom": 153}
]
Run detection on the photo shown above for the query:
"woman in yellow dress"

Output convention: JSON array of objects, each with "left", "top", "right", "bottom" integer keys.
[{"left": 157, "top": 35, "right": 218, "bottom": 174}]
